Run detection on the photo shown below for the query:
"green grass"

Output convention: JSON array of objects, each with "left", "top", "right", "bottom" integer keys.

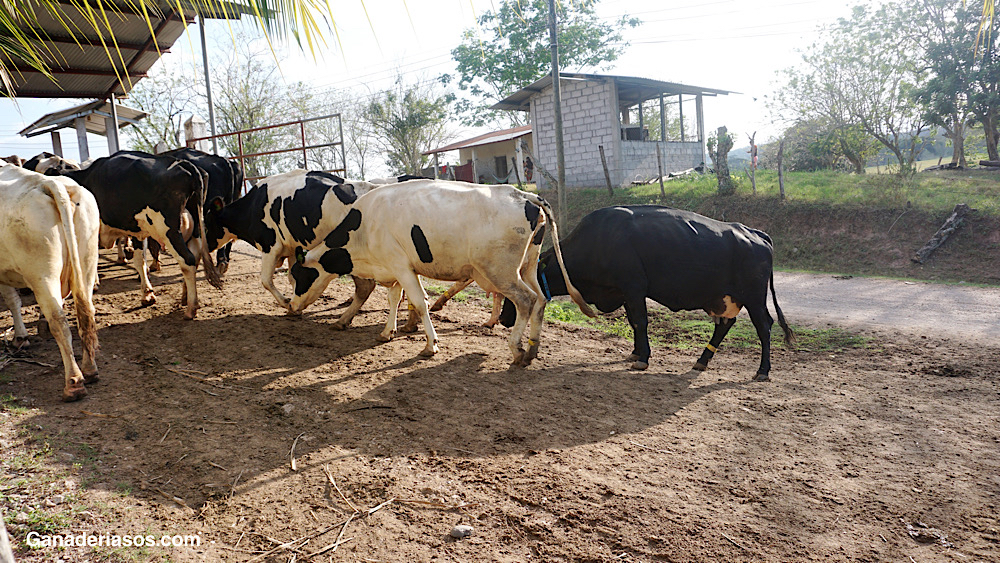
[
  {"left": 0, "top": 393, "right": 29, "bottom": 415},
  {"left": 543, "top": 300, "right": 870, "bottom": 353}
]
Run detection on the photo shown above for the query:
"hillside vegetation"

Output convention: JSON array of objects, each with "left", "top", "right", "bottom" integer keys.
[{"left": 546, "top": 168, "right": 1000, "bottom": 286}]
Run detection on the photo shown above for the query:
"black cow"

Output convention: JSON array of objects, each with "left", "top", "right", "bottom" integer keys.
[
  {"left": 63, "top": 151, "right": 223, "bottom": 319},
  {"left": 163, "top": 147, "right": 244, "bottom": 273},
  {"left": 501, "top": 205, "right": 793, "bottom": 380},
  {"left": 23, "top": 152, "right": 81, "bottom": 175}
]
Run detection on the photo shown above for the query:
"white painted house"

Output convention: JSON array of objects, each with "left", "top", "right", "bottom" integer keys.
[{"left": 492, "top": 73, "right": 734, "bottom": 189}]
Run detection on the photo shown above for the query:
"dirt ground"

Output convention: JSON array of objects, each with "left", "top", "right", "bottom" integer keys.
[{"left": 2, "top": 243, "right": 999, "bottom": 562}]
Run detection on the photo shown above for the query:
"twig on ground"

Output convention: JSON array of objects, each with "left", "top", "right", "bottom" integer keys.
[
  {"left": 290, "top": 432, "right": 306, "bottom": 472},
  {"left": 80, "top": 410, "right": 121, "bottom": 418},
  {"left": 156, "top": 488, "right": 192, "bottom": 510},
  {"left": 208, "top": 461, "right": 228, "bottom": 471},
  {"left": 721, "top": 532, "right": 750, "bottom": 552},
  {"left": 159, "top": 425, "right": 171, "bottom": 444},
  {"left": 323, "top": 465, "right": 359, "bottom": 513},
  {"left": 13, "top": 358, "right": 55, "bottom": 368},
  {"left": 307, "top": 513, "right": 356, "bottom": 558},
  {"left": 230, "top": 469, "right": 244, "bottom": 500},
  {"left": 627, "top": 440, "right": 675, "bottom": 455},
  {"left": 205, "top": 420, "right": 237, "bottom": 425}
]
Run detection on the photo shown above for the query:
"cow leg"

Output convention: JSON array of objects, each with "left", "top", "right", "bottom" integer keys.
[
  {"left": 115, "top": 237, "right": 128, "bottom": 264},
  {"left": 484, "top": 292, "right": 503, "bottom": 328},
  {"left": 0, "top": 285, "right": 29, "bottom": 347},
  {"left": 147, "top": 238, "right": 162, "bottom": 272},
  {"left": 376, "top": 283, "right": 404, "bottom": 343},
  {"left": 129, "top": 244, "right": 156, "bottom": 307},
  {"left": 623, "top": 296, "right": 651, "bottom": 370},
  {"left": 332, "top": 276, "right": 377, "bottom": 330},
  {"left": 395, "top": 273, "right": 438, "bottom": 357},
  {"left": 30, "top": 280, "right": 87, "bottom": 401},
  {"left": 692, "top": 317, "right": 738, "bottom": 372},
  {"left": 501, "top": 282, "right": 537, "bottom": 367},
  {"left": 430, "top": 279, "right": 472, "bottom": 312},
  {"left": 163, "top": 230, "right": 200, "bottom": 319},
  {"left": 747, "top": 305, "right": 775, "bottom": 381},
  {"left": 401, "top": 285, "right": 430, "bottom": 333},
  {"left": 260, "top": 251, "right": 290, "bottom": 310}
]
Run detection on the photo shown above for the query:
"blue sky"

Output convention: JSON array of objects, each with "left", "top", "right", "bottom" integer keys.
[{"left": 0, "top": 0, "right": 857, "bottom": 166}]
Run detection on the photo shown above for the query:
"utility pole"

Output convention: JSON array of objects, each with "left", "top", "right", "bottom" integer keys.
[
  {"left": 547, "top": 0, "right": 566, "bottom": 227},
  {"left": 199, "top": 16, "right": 219, "bottom": 154}
]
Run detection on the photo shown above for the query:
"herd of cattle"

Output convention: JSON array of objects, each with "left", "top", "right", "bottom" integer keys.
[{"left": 0, "top": 149, "right": 792, "bottom": 403}]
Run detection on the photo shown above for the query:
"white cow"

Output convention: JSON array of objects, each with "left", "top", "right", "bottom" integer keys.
[
  {"left": 287, "top": 180, "right": 595, "bottom": 366},
  {"left": 0, "top": 165, "right": 100, "bottom": 401}
]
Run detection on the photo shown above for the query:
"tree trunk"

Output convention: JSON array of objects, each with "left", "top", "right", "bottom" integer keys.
[
  {"left": 949, "top": 116, "right": 967, "bottom": 168},
  {"left": 839, "top": 138, "right": 865, "bottom": 174},
  {"left": 912, "top": 203, "right": 972, "bottom": 264},
  {"left": 777, "top": 138, "right": 786, "bottom": 200},
  {"left": 710, "top": 126, "right": 735, "bottom": 195},
  {"left": 984, "top": 112, "right": 1000, "bottom": 162}
]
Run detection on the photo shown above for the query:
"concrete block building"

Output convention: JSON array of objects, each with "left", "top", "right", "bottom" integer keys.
[{"left": 493, "top": 73, "right": 733, "bottom": 189}]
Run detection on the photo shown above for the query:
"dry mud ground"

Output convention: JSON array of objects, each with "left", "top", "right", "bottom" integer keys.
[{"left": 2, "top": 243, "right": 999, "bottom": 562}]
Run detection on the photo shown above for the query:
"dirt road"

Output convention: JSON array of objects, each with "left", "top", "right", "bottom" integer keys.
[{"left": 774, "top": 271, "right": 1000, "bottom": 342}]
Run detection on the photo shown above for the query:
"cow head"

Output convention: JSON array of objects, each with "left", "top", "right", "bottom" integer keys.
[
  {"left": 203, "top": 196, "right": 237, "bottom": 252},
  {"left": 288, "top": 208, "right": 362, "bottom": 313},
  {"left": 24, "top": 152, "right": 81, "bottom": 175}
]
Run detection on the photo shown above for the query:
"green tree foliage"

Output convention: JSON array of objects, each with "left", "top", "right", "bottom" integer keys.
[
  {"left": 365, "top": 75, "right": 454, "bottom": 175},
  {"left": 450, "top": 0, "right": 639, "bottom": 128},
  {"left": 761, "top": 119, "right": 877, "bottom": 173},
  {"left": 774, "top": 5, "right": 931, "bottom": 175}
]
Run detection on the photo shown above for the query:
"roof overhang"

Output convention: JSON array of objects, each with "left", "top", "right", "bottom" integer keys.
[
  {"left": 18, "top": 99, "right": 147, "bottom": 138},
  {"left": 424, "top": 125, "right": 532, "bottom": 155},
  {"left": 491, "top": 72, "right": 738, "bottom": 112},
  {"left": 2, "top": 1, "right": 249, "bottom": 99}
]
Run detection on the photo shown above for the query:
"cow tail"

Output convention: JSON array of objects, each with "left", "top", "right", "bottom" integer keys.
[
  {"left": 42, "top": 180, "right": 99, "bottom": 359},
  {"left": 525, "top": 194, "right": 597, "bottom": 318},
  {"left": 183, "top": 162, "right": 223, "bottom": 290},
  {"left": 769, "top": 271, "right": 795, "bottom": 346}
]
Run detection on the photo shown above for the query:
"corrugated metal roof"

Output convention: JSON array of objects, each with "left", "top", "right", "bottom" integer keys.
[
  {"left": 18, "top": 99, "right": 147, "bottom": 137},
  {"left": 2, "top": 1, "right": 247, "bottom": 99},
  {"left": 424, "top": 125, "right": 532, "bottom": 155},
  {"left": 491, "top": 72, "right": 738, "bottom": 112}
]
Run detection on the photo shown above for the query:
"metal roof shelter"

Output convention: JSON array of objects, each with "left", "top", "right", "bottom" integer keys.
[
  {"left": 492, "top": 72, "right": 737, "bottom": 112},
  {"left": 3, "top": 0, "right": 247, "bottom": 158},
  {"left": 18, "top": 100, "right": 147, "bottom": 159}
]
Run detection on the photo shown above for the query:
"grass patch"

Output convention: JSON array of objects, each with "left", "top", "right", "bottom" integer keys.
[
  {"left": 543, "top": 300, "right": 870, "bottom": 353},
  {"left": 0, "top": 393, "right": 29, "bottom": 415}
]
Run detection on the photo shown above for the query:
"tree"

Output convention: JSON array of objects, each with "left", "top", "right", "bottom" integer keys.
[
  {"left": 450, "top": 0, "right": 639, "bottom": 128},
  {"left": 365, "top": 75, "right": 454, "bottom": 175},
  {"left": 774, "top": 4, "right": 931, "bottom": 175},
  {"left": 124, "top": 62, "right": 201, "bottom": 153},
  {"left": 707, "top": 127, "right": 735, "bottom": 195}
]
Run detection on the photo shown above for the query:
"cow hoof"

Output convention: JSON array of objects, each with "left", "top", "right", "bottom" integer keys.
[
  {"left": 630, "top": 361, "right": 649, "bottom": 370},
  {"left": 375, "top": 332, "right": 394, "bottom": 343},
  {"left": 331, "top": 322, "right": 348, "bottom": 331},
  {"left": 12, "top": 336, "right": 29, "bottom": 349},
  {"left": 626, "top": 353, "right": 640, "bottom": 362},
  {"left": 218, "top": 261, "right": 229, "bottom": 276},
  {"left": 752, "top": 372, "right": 770, "bottom": 382},
  {"left": 691, "top": 362, "right": 708, "bottom": 372},
  {"left": 62, "top": 386, "right": 87, "bottom": 402},
  {"left": 429, "top": 303, "right": 444, "bottom": 312},
  {"left": 83, "top": 372, "right": 100, "bottom": 384},
  {"left": 418, "top": 345, "right": 437, "bottom": 357},
  {"left": 141, "top": 292, "right": 156, "bottom": 306},
  {"left": 525, "top": 344, "right": 539, "bottom": 362},
  {"left": 483, "top": 321, "right": 497, "bottom": 329},
  {"left": 149, "top": 261, "right": 161, "bottom": 273},
  {"left": 184, "top": 310, "right": 197, "bottom": 320},
  {"left": 399, "top": 323, "right": 419, "bottom": 334}
]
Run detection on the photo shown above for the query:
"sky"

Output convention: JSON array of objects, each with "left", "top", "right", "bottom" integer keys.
[{"left": 0, "top": 0, "right": 860, "bottom": 169}]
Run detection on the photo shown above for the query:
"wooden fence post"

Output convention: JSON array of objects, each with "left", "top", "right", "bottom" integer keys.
[
  {"left": 598, "top": 145, "right": 613, "bottom": 196},
  {"left": 656, "top": 144, "right": 665, "bottom": 198}
]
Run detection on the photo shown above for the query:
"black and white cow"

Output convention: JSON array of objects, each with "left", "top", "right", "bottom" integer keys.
[
  {"left": 287, "top": 180, "right": 595, "bottom": 366},
  {"left": 500, "top": 205, "right": 793, "bottom": 379},
  {"left": 0, "top": 164, "right": 100, "bottom": 401},
  {"left": 163, "top": 147, "right": 244, "bottom": 273},
  {"left": 62, "top": 151, "right": 223, "bottom": 319},
  {"left": 23, "top": 152, "right": 81, "bottom": 175},
  {"left": 204, "top": 169, "right": 378, "bottom": 310},
  {"left": 369, "top": 174, "right": 432, "bottom": 185}
]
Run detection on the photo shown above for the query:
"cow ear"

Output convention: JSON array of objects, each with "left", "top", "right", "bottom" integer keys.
[
  {"left": 208, "top": 196, "right": 225, "bottom": 212},
  {"left": 294, "top": 247, "right": 306, "bottom": 263}
]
